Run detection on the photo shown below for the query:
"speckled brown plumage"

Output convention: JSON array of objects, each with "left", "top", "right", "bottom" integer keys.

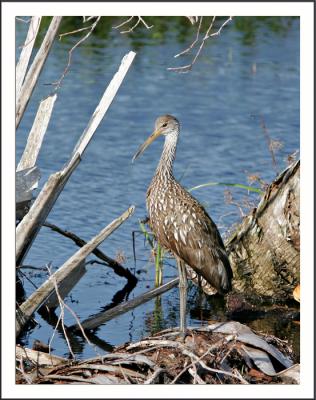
[{"left": 133, "top": 115, "right": 233, "bottom": 332}]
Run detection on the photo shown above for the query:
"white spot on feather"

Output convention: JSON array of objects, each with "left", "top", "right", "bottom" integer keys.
[{"left": 179, "top": 229, "right": 187, "bottom": 245}]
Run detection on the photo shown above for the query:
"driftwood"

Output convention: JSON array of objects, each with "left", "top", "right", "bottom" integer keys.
[
  {"left": 16, "top": 206, "right": 135, "bottom": 337},
  {"left": 227, "top": 160, "right": 300, "bottom": 300},
  {"left": 16, "top": 51, "right": 136, "bottom": 265},
  {"left": 16, "top": 321, "right": 299, "bottom": 385},
  {"left": 16, "top": 16, "right": 42, "bottom": 99},
  {"left": 16, "top": 17, "right": 62, "bottom": 128},
  {"left": 71, "top": 278, "right": 179, "bottom": 331},
  {"left": 17, "top": 94, "right": 57, "bottom": 173},
  {"left": 16, "top": 345, "right": 67, "bottom": 367},
  {"left": 44, "top": 261, "right": 87, "bottom": 309},
  {"left": 16, "top": 95, "right": 57, "bottom": 220}
]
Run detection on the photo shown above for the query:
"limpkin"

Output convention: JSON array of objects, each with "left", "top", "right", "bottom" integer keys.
[{"left": 133, "top": 115, "right": 233, "bottom": 335}]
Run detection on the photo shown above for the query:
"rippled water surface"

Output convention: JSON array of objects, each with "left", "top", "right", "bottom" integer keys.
[{"left": 16, "top": 17, "right": 300, "bottom": 359}]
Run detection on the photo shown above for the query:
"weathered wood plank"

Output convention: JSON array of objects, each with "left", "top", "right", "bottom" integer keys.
[
  {"left": 16, "top": 206, "right": 135, "bottom": 337},
  {"left": 72, "top": 51, "right": 136, "bottom": 158},
  {"left": 16, "top": 155, "right": 81, "bottom": 265},
  {"left": 16, "top": 16, "right": 42, "bottom": 99},
  {"left": 17, "top": 94, "right": 57, "bottom": 173},
  {"left": 44, "top": 261, "right": 87, "bottom": 309},
  {"left": 16, "top": 16, "right": 62, "bottom": 128},
  {"left": 71, "top": 277, "right": 179, "bottom": 331}
]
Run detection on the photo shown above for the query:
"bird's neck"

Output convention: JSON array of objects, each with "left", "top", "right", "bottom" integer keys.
[{"left": 155, "top": 132, "right": 178, "bottom": 181}]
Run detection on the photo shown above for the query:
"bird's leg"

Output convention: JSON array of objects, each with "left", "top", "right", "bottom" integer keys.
[{"left": 177, "top": 257, "right": 187, "bottom": 338}]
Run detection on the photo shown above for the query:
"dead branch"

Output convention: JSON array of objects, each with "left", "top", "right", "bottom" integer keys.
[
  {"left": 16, "top": 347, "right": 67, "bottom": 372},
  {"left": 17, "top": 321, "right": 297, "bottom": 384},
  {"left": 43, "top": 221, "right": 137, "bottom": 283},
  {"left": 17, "top": 94, "right": 57, "bottom": 173},
  {"left": 16, "top": 51, "right": 136, "bottom": 265},
  {"left": 174, "top": 17, "right": 203, "bottom": 58},
  {"left": 16, "top": 206, "right": 135, "bottom": 337},
  {"left": 168, "top": 16, "right": 233, "bottom": 73},
  {"left": 16, "top": 16, "right": 42, "bottom": 99},
  {"left": 46, "top": 263, "right": 97, "bottom": 359},
  {"left": 16, "top": 17, "right": 62, "bottom": 128},
  {"left": 113, "top": 16, "right": 153, "bottom": 34},
  {"left": 53, "top": 16, "right": 101, "bottom": 89},
  {"left": 186, "top": 16, "right": 199, "bottom": 25}
]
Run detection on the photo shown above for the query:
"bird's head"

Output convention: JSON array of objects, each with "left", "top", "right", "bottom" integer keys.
[{"left": 132, "top": 114, "right": 179, "bottom": 162}]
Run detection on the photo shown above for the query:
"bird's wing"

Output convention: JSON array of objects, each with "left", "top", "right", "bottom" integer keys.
[{"left": 167, "top": 187, "right": 232, "bottom": 293}]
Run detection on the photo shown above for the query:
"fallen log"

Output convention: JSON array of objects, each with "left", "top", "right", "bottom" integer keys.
[{"left": 226, "top": 160, "right": 300, "bottom": 300}]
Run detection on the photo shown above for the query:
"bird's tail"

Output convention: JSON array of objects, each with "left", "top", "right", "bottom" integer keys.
[
  {"left": 186, "top": 249, "right": 233, "bottom": 296},
  {"left": 186, "top": 264, "right": 218, "bottom": 296}
]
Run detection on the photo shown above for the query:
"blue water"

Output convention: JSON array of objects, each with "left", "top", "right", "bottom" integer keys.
[{"left": 16, "top": 17, "right": 300, "bottom": 359}]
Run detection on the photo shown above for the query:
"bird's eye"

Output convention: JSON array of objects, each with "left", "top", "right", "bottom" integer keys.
[{"left": 162, "top": 122, "right": 168, "bottom": 128}]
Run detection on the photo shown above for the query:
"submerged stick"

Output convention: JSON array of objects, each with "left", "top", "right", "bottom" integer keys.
[
  {"left": 71, "top": 277, "right": 179, "bottom": 331},
  {"left": 16, "top": 16, "right": 62, "bottom": 128},
  {"left": 16, "top": 206, "right": 135, "bottom": 337}
]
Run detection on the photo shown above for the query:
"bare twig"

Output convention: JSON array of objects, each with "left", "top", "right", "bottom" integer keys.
[
  {"left": 46, "top": 264, "right": 74, "bottom": 359},
  {"left": 113, "top": 16, "right": 134, "bottom": 29},
  {"left": 59, "top": 26, "right": 93, "bottom": 39},
  {"left": 186, "top": 16, "right": 199, "bottom": 25},
  {"left": 174, "top": 17, "right": 203, "bottom": 58},
  {"left": 16, "top": 358, "right": 33, "bottom": 384},
  {"left": 144, "top": 367, "right": 164, "bottom": 384},
  {"left": 259, "top": 115, "right": 279, "bottom": 173},
  {"left": 52, "top": 16, "right": 101, "bottom": 89},
  {"left": 168, "top": 16, "right": 233, "bottom": 73},
  {"left": 113, "top": 16, "right": 153, "bottom": 34},
  {"left": 46, "top": 264, "right": 99, "bottom": 359},
  {"left": 16, "top": 17, "right": 31, "bottom": 24}
]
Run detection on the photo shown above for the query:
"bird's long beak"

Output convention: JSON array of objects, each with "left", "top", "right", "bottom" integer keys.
[{"left": 132, "top": 129, "right": 163, "bottom": 162}]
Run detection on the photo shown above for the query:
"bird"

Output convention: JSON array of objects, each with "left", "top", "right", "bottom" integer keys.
[{"left": 133, "top": 114, "right": 233, "bottom": 335}]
